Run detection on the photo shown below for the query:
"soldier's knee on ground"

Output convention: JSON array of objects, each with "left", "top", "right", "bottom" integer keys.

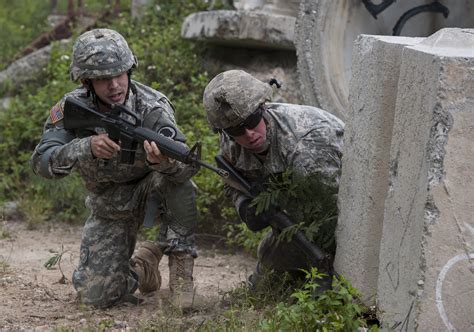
[{"left": 72, "top": 270, "right": 133, "bottom": 308}]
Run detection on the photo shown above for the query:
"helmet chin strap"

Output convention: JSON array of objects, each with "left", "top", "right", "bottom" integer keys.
[
  {"left": 84, "top": 79, "right": 106, "bottom": 108},
  {"left": 84, "top": 70, "right": 133, "bottom": 108}
]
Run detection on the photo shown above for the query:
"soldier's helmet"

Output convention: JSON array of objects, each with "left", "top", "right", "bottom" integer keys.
[
  {"left": 203, "top": 70, "right": 272, "bottom": 130},
  {"left": 70, "top": 28, "right": 137, "bottom": 82}
]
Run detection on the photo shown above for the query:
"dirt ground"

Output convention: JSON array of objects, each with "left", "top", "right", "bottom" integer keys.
[{"left": 0, "top": 218, "right": 256, "bottom": 331}]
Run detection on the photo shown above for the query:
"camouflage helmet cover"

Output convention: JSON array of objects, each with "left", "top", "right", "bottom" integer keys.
[
  {"left": 70, "top": 28, "right": 137, "bottom": 81},
  {"left": 203, "top": 70, "right": 272, "bottom": 129}
]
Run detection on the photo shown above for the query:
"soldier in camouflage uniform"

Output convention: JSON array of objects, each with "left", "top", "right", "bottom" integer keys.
[
  {"left": 31, "top": 29, "right": 197, "bottom": 308},
  {"left": 203, "top": 70, "right": 344, "bottom": 286}
]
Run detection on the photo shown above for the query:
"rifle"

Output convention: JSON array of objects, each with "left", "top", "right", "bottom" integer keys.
[
  {"left": 215, "top": 155, "right": 331, "bottom": 266},
  {"left": 62, "top": 96, "right": 227, "bottom": 177},
  {"left": 63, "top": 97, "right": 329, "bottom": 266}
]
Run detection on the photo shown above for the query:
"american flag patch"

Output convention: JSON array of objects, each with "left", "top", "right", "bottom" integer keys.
[{"left": 50, "top": 103, "right": 64, "bottom": 124}]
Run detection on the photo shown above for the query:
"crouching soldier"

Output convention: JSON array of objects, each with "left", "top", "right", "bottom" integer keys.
[{"left": 31, "top": 29, "right": 198, "bottom": 309}]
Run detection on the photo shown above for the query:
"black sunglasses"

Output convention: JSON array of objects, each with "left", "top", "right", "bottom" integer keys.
[{"left": 223, "top": 108, "right": 263, "bottom": 137}]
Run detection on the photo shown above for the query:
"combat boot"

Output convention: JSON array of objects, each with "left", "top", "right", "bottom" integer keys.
[
  {"left": 168, "top": 251, "right": 195, "bottom": 310},
  {"left": 130, "top": 241, "right": 163, "bottom": 294}
]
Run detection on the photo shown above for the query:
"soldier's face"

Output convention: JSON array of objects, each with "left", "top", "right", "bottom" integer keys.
[
  {"left": 91, "top": 72, "right": 129, "bottom": 105},
  {"left": 233, "top": 118, "right": 267, "bottom": 152}
]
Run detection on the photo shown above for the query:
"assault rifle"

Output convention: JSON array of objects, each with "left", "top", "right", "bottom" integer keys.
[
  {"left": 63, "top": 97, "right": 329, "bottom": 265},
  {"left": 215, "top": 155, "right": 331, "bottom": 266},
  {"left": 62, "top": 96, "right": 227, "bottom": 177}
]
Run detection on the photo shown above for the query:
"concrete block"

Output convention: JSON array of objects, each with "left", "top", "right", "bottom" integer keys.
[
  {"left": 181, "top": 10, "right": 295, "bottom": 50},
  {"left": 335, "top": 34, "right": 422, "bottom": 305},
  {"left": 377, "top": 28, "right": 474, "bottom": 331},
  {"left": 0, "top": 40, "right": 70, "bottom": 95}
]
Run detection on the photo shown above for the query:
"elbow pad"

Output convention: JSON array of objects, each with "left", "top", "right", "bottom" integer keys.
[
  {"left": 31, "top": 147, "right": 57, "bottom": 179},
  {"left": 31, "top": 129, "right": 75, "bottom": 179}
]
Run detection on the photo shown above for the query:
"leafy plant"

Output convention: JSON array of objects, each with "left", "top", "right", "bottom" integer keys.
[
  {"left": 260, "top": 268, "right": 376, "bottom": 332},
  {"left": 225, "top": 222, "right": 267, "bottom": 255},
  {"left": 0, "top": 257, "right": 9, "bottom": 276},
  {"left": 44, "top": 246, "right": 68, "bottom": 283},
  {"left": 142, "top": 225, "right": 160, "bottom": 241},
  {"left": 252, "top": 170, "right": 339, "bottom": 254},
  {"left": 227, "top": 170, "right": 340, "bottom": 257},
  {"left": 0, "top": 227, "right": 10, "bottom": 239}
]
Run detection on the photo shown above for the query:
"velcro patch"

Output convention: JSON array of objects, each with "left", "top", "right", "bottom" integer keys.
[
  {"left": 50, "top": 102, "right": 64, "bottom": 124},
  {"left": 158, "top": 126, "right": 177, "bottom": 139}
]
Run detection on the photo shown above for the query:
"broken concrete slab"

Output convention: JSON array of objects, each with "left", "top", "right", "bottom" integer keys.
[
  {"left": 335, "top": 34, "right": 423, "bottom": 305},
  {"left": 181, "top": 10, "right": 295, "bottom": 50},
  {"left": 0, "top": 40, "right": 70, "bottom": 95}
]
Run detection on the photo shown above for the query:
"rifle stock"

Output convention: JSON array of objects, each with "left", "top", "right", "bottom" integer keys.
[{"left": 215, "top": 154, "right": 329, "bottom": 265}]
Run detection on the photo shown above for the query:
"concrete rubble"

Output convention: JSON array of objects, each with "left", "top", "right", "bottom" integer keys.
[
  {"left": 181, "top": 0, "right": 300, "bottom": 50},
  {"left": 181, "top": 0, "right": 303, "bottom": 104},
  {"left": 0, "top": 40, "right": 70, "bottom": 94}
]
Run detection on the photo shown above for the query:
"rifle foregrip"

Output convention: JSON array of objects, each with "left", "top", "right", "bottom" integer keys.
[{"left": 133, "top": 127, "right": 191, "bottom": 163}]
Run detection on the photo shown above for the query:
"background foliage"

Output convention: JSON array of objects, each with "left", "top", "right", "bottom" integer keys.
[
  {"left": 0, "top": 0, "right": 50, "bottom": 70},
  {"left": 0, "top": 0, "right": 235, "bottom": 230}
]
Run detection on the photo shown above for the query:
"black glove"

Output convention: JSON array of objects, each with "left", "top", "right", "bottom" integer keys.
[{"left": 238, "top": 199, "right": 272, "bottom": 232}]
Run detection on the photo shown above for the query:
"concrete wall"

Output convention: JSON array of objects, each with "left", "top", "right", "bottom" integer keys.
[
  {"left": 337, "top": 28, "right": 474, "bottom": 331},
  {"left": 334, "top": 35, "right": 422, "bottom": 304},
  {"left": 377, "top": 28, "right": 474, "bottom": 331}
]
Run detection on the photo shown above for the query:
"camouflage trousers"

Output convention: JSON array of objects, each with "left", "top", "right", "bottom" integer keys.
[{"left": 72, "top": 172, "right": 197, "bottom": 308}]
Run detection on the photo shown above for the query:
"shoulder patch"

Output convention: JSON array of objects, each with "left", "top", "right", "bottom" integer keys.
[
  {"left": 50, "top": 103, "right": 64, "bottom": 124},
  {"left": 158, "top": 126, "right": 177, "bottom": 139}
]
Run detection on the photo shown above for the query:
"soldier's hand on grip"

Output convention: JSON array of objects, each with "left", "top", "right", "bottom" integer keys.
[{"left": 91, "top": 134, "right": 120, "bottom": 159}]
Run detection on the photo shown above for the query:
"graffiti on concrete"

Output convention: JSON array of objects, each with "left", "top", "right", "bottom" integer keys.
[{"left": 435, "top": 253, "right": 474, "bottom": 331}]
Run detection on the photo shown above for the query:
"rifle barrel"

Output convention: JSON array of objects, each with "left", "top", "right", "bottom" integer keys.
[{"left": 194, "top": 159, "right": 229, "bottom": 178}]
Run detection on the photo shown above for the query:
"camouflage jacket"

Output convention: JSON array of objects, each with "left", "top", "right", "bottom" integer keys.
[
  {"left": 31, "top": 80, "right": 197, "bottom": 195},
  {"left": 219, "top": 103, "right": 345, "bottom": 209}
]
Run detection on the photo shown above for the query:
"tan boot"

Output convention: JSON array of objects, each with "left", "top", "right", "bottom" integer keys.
[
  {"left": 130, "top": 241, "right": 163, "bottom": 294},
  {"left": 168, "top": 252, "right": 195, "bottom": 309}
]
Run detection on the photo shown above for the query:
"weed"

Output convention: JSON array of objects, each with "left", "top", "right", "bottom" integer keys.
[
  {"left": 97, "top": 319, "right": 115, "bottom": 332},
  {"left": 0, "top": 224, "right": 11, "bottom": 239},
  {"left": 55, "top": 327, "right": 73, "bottom": 332},
  {"left": 197, "top": 308, "right": 263, "bottom": 331},
  {"left": 0, "top": 257, "right": 9, "bottom": 276},
  {"left": 252, "top": 171, "right": 339, "bottom": 254},
  {"left": 20, "top": 195, "right": 50, "bottom": 229},
  {"left": 142, "top": 225, "right": 160, "bottom": 241},
  {"left": 44, "top": 246, "right": 68, "bottom": 283},
  {"left": 225, "top": 222, "right": 266, "bottom": 255},
  {"left": 260, "top": 268, "right": 378, "bottom": 331}
]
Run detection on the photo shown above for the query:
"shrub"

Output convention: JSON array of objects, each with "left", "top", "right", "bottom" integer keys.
[
  {"left": 260, "top": 268, "right": 376, "bottom": 332},
  {"left": 0, "top": 0, "right": 235, "bottom": 228}
]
